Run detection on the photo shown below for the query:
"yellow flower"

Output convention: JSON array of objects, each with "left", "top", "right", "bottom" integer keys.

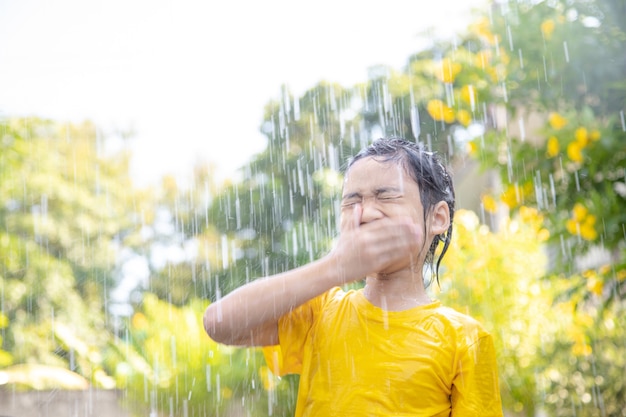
[
  {"left": 572, "top": 341, "right": 593, "bottom": 356},
  {"left": 457, "top": 109, "right": 472, "bottom": 127},
  {"left": 590, "top": 129, "right": 601, "bottom": 141},
  {"left": 471, "top": 17, "right": 498, "bottom": 45},
  {"left": 131, "top": 312, "right": 148, "bottom": 330},
  {"left": 580, "top": 224, "right": 598, "bottom": 241},
  {"left": 575, "top": 127, "right": 588, "bottom": 146},
  {"left": 221, "top": 387, "right": 233, "bottom": 399},
  {"left": 537, "top": 228, "right": 550, "bottom": 241},
  {"left": 582, "top": 269, "right": 596, "bottom": 279},
  {"left": 548, "top": 112, "right": 568, "bottom": 130},
  {"left": 460, "top": 85, "right": 477, "bottom": 106},
  {"left": 567, "top": 205, "right": 598, "bottom": 241},
  {"left": 519, "top": 205, "right": 543, "bottom": 224},
  {"left": 259, "top": 366, "right": 278, "bottom": 391},
  {"left": 501, "top": 185, "right": 520, "bottom": 209},
  {"left": 481, "top": 194, "right": 498, "bottom": 213},
  {"left": 546, "top": 136, "right": 560, "bottom": 158},
  {"left": 466, "top": 140, "right": 478, "bottom": 156},
  {"left": 580, "top": 215, "right": 598, "bottom": 241},
  {"left": 572, "top": 203, "right": 588, "bottom": 221},
  {"left": 586, "top": 276, "right": 603, "bottom": 296},
  {"left": 444, "top": 110, "right": 455, "bottom": 123},
  {"left": 436, "top": 58, "right": 462, "bottom": 83},
  {"left": 541, "top": 19, "right": 555, "bottom": 40},
  {"left": 567, "top": 141, "right": 583, "bottom": 163},
  {"left": 501, "top": 182, "right": 532, "bottom": 209},
  {"left": 426, "top": 99, "right": 455, "bottom": 123},
  {"left": 566, "top": 218, "right": 579, "bottom": 235}
]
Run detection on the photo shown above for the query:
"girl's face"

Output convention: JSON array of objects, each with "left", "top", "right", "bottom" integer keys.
[
  {"left": 341, "top": 157, "right": 430, "bottom": 274},
  {"left": 341, "top": 157, "right": 424, "bottom": 226}
]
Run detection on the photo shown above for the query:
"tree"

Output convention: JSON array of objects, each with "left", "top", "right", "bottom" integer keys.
[
  {"left": 473, "top": 0, "right": 626, "bottom": 307},
  {"left": 0, "top": 117, "right": 143, "bottom": 386},
  {"left": 114, "top": 294, "right": 297, "bottom": 417},
  {"left": 205, "top": 83, "right": 360, "bottom": 298}
]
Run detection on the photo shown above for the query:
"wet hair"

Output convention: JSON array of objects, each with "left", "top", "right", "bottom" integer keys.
[{"left": 346, "top": 136, "right": 455, "bottom": 286}]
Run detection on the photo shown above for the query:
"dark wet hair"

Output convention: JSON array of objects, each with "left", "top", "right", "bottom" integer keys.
[{"left": 346, "top": 136, "right": 455, "bottom": 286}]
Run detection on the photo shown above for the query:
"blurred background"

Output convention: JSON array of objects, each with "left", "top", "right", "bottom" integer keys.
[{"left": 0, "top": 0, "right": 624, "bottom": 416}]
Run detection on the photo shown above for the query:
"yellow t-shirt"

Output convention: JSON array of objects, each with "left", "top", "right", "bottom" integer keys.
[{"left": 263, "top": 287, "right": 503, "bottom": 417}]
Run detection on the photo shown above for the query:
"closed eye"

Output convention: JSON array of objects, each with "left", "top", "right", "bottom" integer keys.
[
  {"left": 341, "top": 197, "right": 361, "bottom": 207},
  {"left": 377, "top": 193, "right": 403, "bottom": 201}
]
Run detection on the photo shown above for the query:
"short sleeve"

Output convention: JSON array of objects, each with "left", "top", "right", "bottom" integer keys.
[
  {"left": 262, "top": 289, "right": 335, "bottom": 376},
  {"left": 451, "top": 333, "right": 504, "bottom": 417}
]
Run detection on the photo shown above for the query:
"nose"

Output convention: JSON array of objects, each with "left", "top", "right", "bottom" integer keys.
[{"left": 360, "top": 196, "right": 384, "bottom": 223}]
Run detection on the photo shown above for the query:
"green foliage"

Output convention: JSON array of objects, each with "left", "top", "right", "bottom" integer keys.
[
  {"left": 205, "top": 83, "right": 356, "bottom": 299},
  {"left": 536, "top": 283, "right": 626, "bottom": 416},
  {"left": 437, "top": 208, "right": 626, "bottom": 416},
  {"left": 436, "top": 208, "right": 551, "bottom": 415},
  {"left": 469, "top": 0, "right": 626, "bottom": 309},
  {"left": 116, "top": 294, "right": 296, "bottom": 417},
  {"left": 0, "top": 117, "right": 139, "bottom": 386}
]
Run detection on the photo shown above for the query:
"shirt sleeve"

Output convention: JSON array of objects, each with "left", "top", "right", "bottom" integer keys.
[
  {"left": 262, "top": 289, "right": 334, "bottom": 376},
  {"left": 451, "top": 333, "right": 504, "bottom": 417}
]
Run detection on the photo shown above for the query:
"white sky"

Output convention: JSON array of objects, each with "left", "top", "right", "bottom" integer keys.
[{"left": 0, "top": 0, "right": 487, "bottom": 187}]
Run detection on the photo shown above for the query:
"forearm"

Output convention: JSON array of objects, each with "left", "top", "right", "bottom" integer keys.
[{"left": 203, "top": 254, "right": 343, "bottom": 345}]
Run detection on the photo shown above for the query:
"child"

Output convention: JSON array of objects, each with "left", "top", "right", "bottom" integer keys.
[{"left": 204, "top": 137, "right": 503, "bottom": 416}]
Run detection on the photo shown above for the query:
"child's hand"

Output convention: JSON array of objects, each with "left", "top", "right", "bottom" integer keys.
[{"left": 330, "top": 203, "right": 423, "bottom": 283}]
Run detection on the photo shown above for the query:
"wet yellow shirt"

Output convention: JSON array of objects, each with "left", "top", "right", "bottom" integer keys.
[{"left": 263, "top": 287, "right": 503, "bottom": 417}]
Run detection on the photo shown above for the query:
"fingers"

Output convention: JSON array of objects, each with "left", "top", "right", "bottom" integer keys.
[
  {"left": 340, "top": 203, "right": 362, "bottom": 232},
  {"left": 352, "top": 203, "right": 362, "bottom": 229}
]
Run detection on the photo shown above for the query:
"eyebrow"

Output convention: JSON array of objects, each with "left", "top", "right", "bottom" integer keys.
[{"left": 341, "top": 186, "right": 403, "bottom": 200}]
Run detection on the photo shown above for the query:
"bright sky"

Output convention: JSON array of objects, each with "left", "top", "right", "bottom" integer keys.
[{"left": 0, "top": 0, "right": 487, "bottom": 187}]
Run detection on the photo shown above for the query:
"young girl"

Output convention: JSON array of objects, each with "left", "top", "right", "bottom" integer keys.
[{"left": 204, "top": 137, "right": 503, "bottom": 416}]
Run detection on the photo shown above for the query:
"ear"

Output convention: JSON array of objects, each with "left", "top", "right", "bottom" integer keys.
[{"left": 429, "top": 201, "right": 450, "bottom": 236}]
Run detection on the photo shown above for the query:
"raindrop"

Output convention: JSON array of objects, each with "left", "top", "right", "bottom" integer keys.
[
  {"left": 216, "top": 373, "right": 221, "bottom": 402},
  {"left": 620, "top": 110, "right": 625, "bottom": 131},
  {"left": 506, "top": 25, "right": 514, "bottom": 51},
  {"left": 221, "top": 235, "right": 228, "bottom": 269},
  {"left": 534, "top": 170, "right": 544, "bottom": 209},
  {"left": 171, "top": 335, "right": 177, "bottom": 369},
  {"left": 518, "top": 48, "right": 524, "bottom": 69},
  {"left": 381, "top": 296, "right": 389, "bottom": 330},
  {"left": 563, "top": 41, "right": 570, "bottom": 63},
  {"left": 294, "top": 95, "right": 301, "bottom": 121},
  {"left": 445, "top": 83, "right": 455, "bottom": 107},
  {"left": 549, "top": 173, "right": 556, "bottom": 208},
  {"left": 69, "top": 346, "right": 75, "bottom": 371},
  {"left": 410, "top": 106, "right": 420, "bottom": 140}
]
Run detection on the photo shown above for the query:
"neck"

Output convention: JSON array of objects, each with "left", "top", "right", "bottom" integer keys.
[{"left": 363, "top": 271, "right": 432, "bottom": 311}]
